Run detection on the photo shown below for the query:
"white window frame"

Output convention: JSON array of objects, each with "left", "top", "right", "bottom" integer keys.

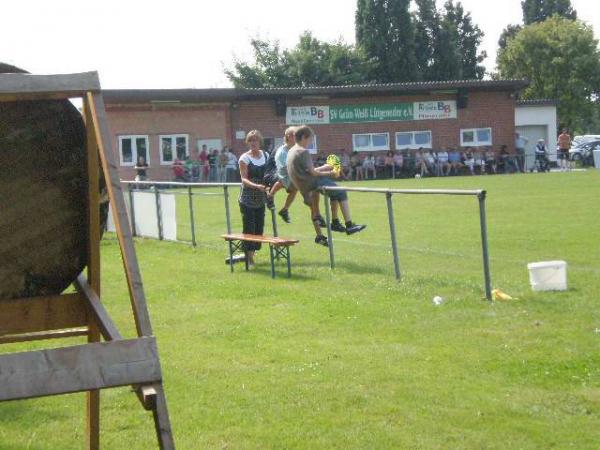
[
  {"left": 118, "top": 135, "right": 150, "bottom": 167},
  {"left": 307, "top": 135, "right": 318, "bottom": 155},
  {"left": 460, "top": 128, "right": 492, "bottom": 147},
  {"left": 352, "top": 133, "right": 390, "bottom": 152},
  {"left": 395, "top": 130, "right": 432, "bottom": 150},
  {"left": 159, "top": 134, "right": 189, "bottom": 165}
]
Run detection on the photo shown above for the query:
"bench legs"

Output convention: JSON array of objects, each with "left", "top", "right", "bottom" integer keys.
[
  {"left": 227, "top": 241, "right": 292, "bottom": 278},
  {"left": 270, "top": 245, "right": 292, "bottom": 279}
]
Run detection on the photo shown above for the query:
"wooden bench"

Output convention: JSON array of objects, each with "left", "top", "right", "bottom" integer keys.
[{"left": 221, "top": 233, "right": 299, "bottom": 278}]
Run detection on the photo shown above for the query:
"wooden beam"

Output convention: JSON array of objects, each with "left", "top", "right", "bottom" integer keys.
[
  {"left": 0, "top": 293, "right": 87, "bottom": 337},
  {"left": 152, "top": 383, "right": 176, "bottom": 450},
  {"left": 83, "top": 95, "right": 103, "bottom": 450},
  {"left": 75, "top": 274, "right": 122, "bottom": 342},
  {"left": 0, "top": 337, "right": 162, "bottom": 402},
  {"left": 0, "top": 327, "right": 89, "bottom": 344},
  {"left": 0, "top": 72, "right": 100, "bottom": 101},
  {"left": 87, "top": 92, "right": 153, "bottom": 338},
  {"left": 135, "top": 385, "right": 157, "bottom": 411}
]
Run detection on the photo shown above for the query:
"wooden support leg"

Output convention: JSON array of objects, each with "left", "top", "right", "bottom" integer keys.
[
  {"left": 286, "top": 247, "right": 292, "bottom": 278},
  {"left": 86, "top": 321, "right": 101, "bottom": 450},
  {"left": 152, "top": 383, "right": 175, "bottom": 450}
]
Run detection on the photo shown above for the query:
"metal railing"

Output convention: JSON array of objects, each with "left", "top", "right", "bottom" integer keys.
[
  {"left": 120, "top": 180, "right": 491, "bottom": 300},
  {"left": 320, "top": 186, "right": 492, "bottom": 301}
]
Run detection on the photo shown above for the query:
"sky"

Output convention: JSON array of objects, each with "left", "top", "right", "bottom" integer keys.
[{"left": 2, "top": 0, "right": 599, "bottom": 89}]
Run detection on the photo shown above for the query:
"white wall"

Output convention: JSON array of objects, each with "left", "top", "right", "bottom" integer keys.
[
  {"left": 107, "top": 191, "right": 178, "bottom": 241},
  {"left": 516, "top": 105, "right": 558, "bottom": 151}
]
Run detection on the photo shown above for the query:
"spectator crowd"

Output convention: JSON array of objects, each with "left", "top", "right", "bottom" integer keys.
[{"left": 139, "top": 132, "right": 565, "bottom": 184}]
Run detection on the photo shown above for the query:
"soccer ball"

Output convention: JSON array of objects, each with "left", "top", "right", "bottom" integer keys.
[{"left": 415, "top": 174, "right": 421, "bottom": 179}]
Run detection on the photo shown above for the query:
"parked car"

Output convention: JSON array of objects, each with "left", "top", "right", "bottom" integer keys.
[
  {"left": 572, "top": 135, "right": 600, "bottom": 147},
  {"left": 570, "top": 140, "right": 600, "bottom": 166}
]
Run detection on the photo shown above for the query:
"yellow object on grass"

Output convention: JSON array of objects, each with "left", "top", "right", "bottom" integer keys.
[{"left": 492, "top": 289, "right": 515, "bottom": 301}]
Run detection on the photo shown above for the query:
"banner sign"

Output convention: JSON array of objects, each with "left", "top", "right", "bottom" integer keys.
[
  {"left": 413, "top": 101, "right": 457, "bottom": 120},
  {"left": 330, "top": 103, "right": 413, "bottom": 123},
  {"left": 286, "top": 101, "right": 456, "bottom": 125},
  {"left": 286, "top": 106, "right": 330, "bottom": 125}
]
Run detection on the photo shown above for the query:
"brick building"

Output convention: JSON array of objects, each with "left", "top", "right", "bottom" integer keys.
[{"left": 103, "top": 79, "right": 529, "bottom": 181}]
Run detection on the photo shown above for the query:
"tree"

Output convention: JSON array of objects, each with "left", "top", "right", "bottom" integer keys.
[
  {"left": 426, "top": 1, "right": 486, "bottom": 80},
  {"left": 497, "top": 17, "right": 600, "bottom": 132},
  {"left": 284, "top": 33, "right": 371, "bottom": 87},
  {"left": 356, "top": 0, "right": 486, "bottom": 82},
  {"left": 498, "top": 24, "right": 523, "bottom": 50},
  {"left": 414, "top": 0, "right": 440, "bottom": 78},
  {"left": 225, "top": 32, "right": 370, "bottom": 88},
  {"left": 447, "top": 1, "right": 486, "bottom": 79},
  {"left": 356, "top": 0, "right": 418, "bottom": 82},
  {"left": 522, "top": 0, "right": 576, "bottom": 25}
]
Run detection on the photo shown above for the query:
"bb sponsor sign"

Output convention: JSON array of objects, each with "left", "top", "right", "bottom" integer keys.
[
  {"left": 414, "top": 101, "right": 457, "bottom": 120},
  {"left": 286, "top": 106, "right": 330, "bottom": 125},
  {"left": 286, "top": 100, "right": 457, "bottom": 125}
]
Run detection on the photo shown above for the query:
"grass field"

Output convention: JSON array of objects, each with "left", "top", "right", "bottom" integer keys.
[{"left": 1, "top": 171, "right": 600, "bottom": 449}]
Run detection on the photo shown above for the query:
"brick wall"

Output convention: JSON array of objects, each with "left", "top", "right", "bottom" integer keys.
[
  {"left": 107, "top": 89, "right": 517, "bottom": 181},
  {"left": 231, "top": 91, "right": 516, "bottom": 156},
  {"left": 106, "top": 104, "right": 229, "bottom": 181}
]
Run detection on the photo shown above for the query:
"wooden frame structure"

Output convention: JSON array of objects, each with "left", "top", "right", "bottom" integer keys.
[{"left": 0, "top": 72, "right": 175, "bottom": 449}]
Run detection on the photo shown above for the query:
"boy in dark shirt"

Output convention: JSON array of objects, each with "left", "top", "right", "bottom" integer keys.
[{"left": 287, "top": 125, "right": 366, "bottom": 247}]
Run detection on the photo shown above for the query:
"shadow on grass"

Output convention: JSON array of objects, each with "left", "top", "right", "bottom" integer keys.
[{"left": 228, "top": 264, "right": 318, "bottom": 281}]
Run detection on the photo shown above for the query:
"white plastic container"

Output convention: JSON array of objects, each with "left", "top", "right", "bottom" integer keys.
[
  {"left": 593, "top": 149, "right": 600, "bottom": 169},
  {"left": 527, "top": 261, "right": 568, "bottom": 292}
]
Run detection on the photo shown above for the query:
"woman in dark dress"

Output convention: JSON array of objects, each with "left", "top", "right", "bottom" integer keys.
[{"left": 238, "top": 130, "right": 269, "bottom": 267}]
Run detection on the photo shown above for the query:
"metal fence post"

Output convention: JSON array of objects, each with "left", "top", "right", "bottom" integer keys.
[
  {"left": 478, "top": 191, "right": 492, "bottom": 301},
  {"left": 223, "top": 185, "right": 232, "bottom": 234},
  {"left": 385, "top": 192, "right": 401, "bottom": 281},
  {"left": 323, "top": 194, "right": 335, "bottom": 269},
  {"left": 270, "top": 208, "right": 279, "bottom": 238},
  {"left": 188, "top": 186, "right": 196, "bottom": 247},
  {"left": 154, "top": 186, "right": 163, "bottom": 240},
  {"left": 128, "top": 184, "right": 137, "bottom": 237}
]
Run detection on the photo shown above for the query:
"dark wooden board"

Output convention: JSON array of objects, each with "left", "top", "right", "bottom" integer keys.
[
  {"left": 0, "top": 337, "right": 162, "bottom": 401},
  {"left": 0, "top": 64, "right": 108, "bottom": 300}
]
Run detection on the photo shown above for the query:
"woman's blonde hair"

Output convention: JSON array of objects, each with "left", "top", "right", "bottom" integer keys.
[{"left": 245, "top": 129, "right": 264, "bottom": 145}]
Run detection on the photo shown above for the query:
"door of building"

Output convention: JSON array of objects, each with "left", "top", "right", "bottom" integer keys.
[{"left": 516, "top": 125, "right": 548, "bottom": 171}]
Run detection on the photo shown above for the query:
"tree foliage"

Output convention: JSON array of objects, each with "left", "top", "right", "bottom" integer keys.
[
  {"left": 497, "top": 17, "right": 600, "bottom": 132},
  {"left": 356, "top": 0, "right": 418, "bottom": 82},
  {"left": 224, "top": 32, "right": 370, "bottom": 88},
  {"left": 522, "top": 0, "right": 576, "bottom": 25},
  {"left": 225, "top": 1, "right": 487, "bottom": 88},
  {"left": 356, "top": 0, "right": 486, "bottom": 82}
]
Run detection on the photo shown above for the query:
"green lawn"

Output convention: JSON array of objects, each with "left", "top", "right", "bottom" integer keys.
[{"left": 1, "top": 171, "right": 600, "bottom": 449}]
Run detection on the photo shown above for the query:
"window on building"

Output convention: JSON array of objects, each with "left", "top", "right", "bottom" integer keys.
[
  {"left": 352, "top": 133, "right": 390, "bottom": 152},
  {"left": 307, "top": 135, "right": 318, "bottom": 154},
  {"left": 395, "top": 131, "right": 432, "bottom": 150},
  {"left": 460, "top": 128, "right": 492, "bottom": 147},
  {"left": 119, "top": 135, "right": 149, "bottom": 166},
  {"left": 160, "top": 134, "right": 189, "bottom": 164}
]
